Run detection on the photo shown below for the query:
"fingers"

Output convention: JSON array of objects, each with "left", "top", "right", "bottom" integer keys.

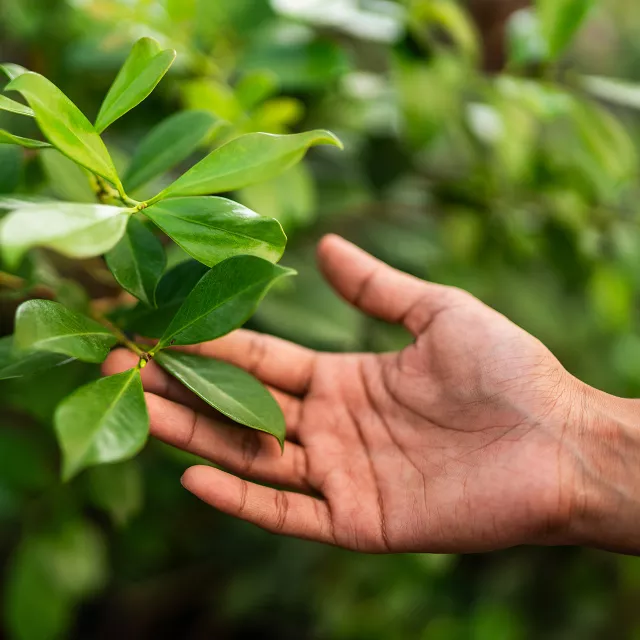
[
  {"left": 181, "top": 465, "right": 335, "bottom": 545},
  {"left": 317, "top": 234, "right": 449, "bottom": 336},
  {"left": 181, "top": 329, "right": 317, "bottom": 396},
  {"left": 145, "top": 392, "right": 311, "bottom": 492}
]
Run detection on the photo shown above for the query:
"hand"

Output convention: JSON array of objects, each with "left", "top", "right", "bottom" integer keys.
[{"left": 104, "top": 235, "right": 640, "bottom": 554}]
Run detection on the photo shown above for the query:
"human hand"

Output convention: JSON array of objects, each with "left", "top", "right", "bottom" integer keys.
[{"left": 104, "top": 235, "right": 640, "bottom": 554}]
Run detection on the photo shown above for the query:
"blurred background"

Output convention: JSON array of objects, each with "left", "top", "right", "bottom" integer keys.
[{"left": 3, "top": 0, "right": 640, "bottom": 638}]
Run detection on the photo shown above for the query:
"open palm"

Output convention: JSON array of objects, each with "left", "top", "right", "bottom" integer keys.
[{"left": 105, "top": 235, "right": 583, "bottom": 553}]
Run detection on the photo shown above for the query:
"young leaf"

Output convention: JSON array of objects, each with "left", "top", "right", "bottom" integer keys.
[
  {"left": 0, "top": 335, "right": 72, "bottom": 380},
  {"left": 0, "top": 63, "right": 28, "bottom": 81},
  {"left": 14, "top": 300, "right": 117, "bottom": 363},
  {"left": 123, "top": 110, "right": 220, "bottom": 192},
  {"left": 157, "top": 255, "right": 295, "bottom": 348},
  {"left": 144, "top": 196, "right": 286, "bottom": 267},
  {"left": 55, "top": 368, "right": 149, "bottom": 480},
  {"left": 0, "top": 202, "right": 129, "bottom": 268},
  {"left": 116, "top": 260, "right": 208, "bottom": 338},
  {"left": 0, "top": 94, "right": 34, "bottom": 117},
  {"left": 105, "top": 216, "right": 166, "bottom": 306},
  {"left": 156, "top": 351, "right": 286, "bottom": 447},
  {"left": 537, "top": 0, "right": 595, "bottom": 59},
  {"left": 0, "top": 129, "right": 50, "bottom": 148},
  {"left": 95, "top": 37, "right": 176, "bottom": 134},
  {"left": 151, "top": 130, "right": 343, "bottom": 201},
  {"left": 5, "top": 72, "right": 121, "bottom": 186},
  {"left": 40, "top": 149, "right": 96, "bottom": 203}
]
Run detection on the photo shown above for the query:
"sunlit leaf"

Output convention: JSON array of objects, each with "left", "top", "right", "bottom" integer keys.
[
  {"left": 123, "top": 110, "right": 219, "bottom": 192},
  {"left": 14, "top": 300, "right": 117, "bottom": 363},
  {"left": 537, "top": 0, "right": 595, "bottom": 59},
  {"left": 105, "top": 216, "right": 166, "bottom": 306},
  {"left": 144, "top": 196, "right": 286, "bottom": 267},
  {"left": 0, "top": 63, "right": 28, "bottom": 81},
  {"left": 0, "top": 202, "right": 129, "bottom": 268},
  {"left": 157, "top": 255, "right": 295, "bottom": 348},
  {"left": 157, "top": 351, "right": 286, "bottom": 447},
  {"left": 151, "top": 130, "right": 342, "bottom": 201},
  {"left": 0, "top": 129, "right": 50, "bottom": 148},
  {"left": 0, "top": 94, "right": 34, "bottom": 117},
  {"left": 95, "top": 37, "right": 176, "bottom": 133},
  {"left": 54, "top": 368, "right": 149, "bottom": 480},
  {"left": 6, "top": 72, "right": 121, "bottom": 185}
]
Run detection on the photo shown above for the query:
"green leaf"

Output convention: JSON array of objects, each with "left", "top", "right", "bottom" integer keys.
[
  {"left": 157, "top": 255, "right": 295, "bottom": 348},
  {"left": 105, "top": 216, "right": 166, "bottom": 306},
  {"left": 0, "top": 128, "right": 50, "bottom": 148},
  {"left": 6, "top": 72, "right": 121, "bottom": 186},
  {"left": 156, "top": 351, "right": 286, "bottom": 447},
  {"left": 506, "top": 8, "right": 548, "bottom": 67},
  {"left": 144, "top": 196, "right": 286, "bottom": 267},
  {"left": 14, "top": 300, "right": 117, "bottom": 363},
  {"left": 0, "top": 146, "right": 22, "bottom": 194},
  {"left": 0, "top": 63, "right": 28, "bottom": 81},
  {"left": 0, "top": 94, "right": 34, "bottom": 117},
  {"left": 87, "top": 460, "right": 143, "bottom": 526},
  {"left": 54, "top": 368, "right": 149, "bottom": 480},
  {"left": 40, "top": 149, "right": 96, "bottom": 203},
  {"left": 116, "top": 260, "right": 208, "bottom": 338},
  {"left": 152, "top": 130, "right": 343, "bottom": 201},
  {"left": 537, "top": 0, "right": 595, "bottom": 59},
  {"left": 123, "top": 110, "right": 220, "bottom": 193},
  {"left": 95, "top": 37, "right": 176, "bottom": 133},
  {"left": 235, "top": 70, "right": 279, "bottom": 110},
  {"left": 0, "top": 202, "right": 129, "bottom": 269},
  {"left": 580, "top": 75, "right": 640, "bottom": 111},
  {"left": 0, "top": 335, "right": 72, "bottom": 380}
]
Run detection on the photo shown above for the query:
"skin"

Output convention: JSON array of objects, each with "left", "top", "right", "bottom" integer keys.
[{"left": 104, "top": 235, "right": 640, "bottom": 555}]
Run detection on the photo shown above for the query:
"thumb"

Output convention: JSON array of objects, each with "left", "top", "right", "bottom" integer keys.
[{"left": 317, "top": 234, "right": 450, "bottom": 336}]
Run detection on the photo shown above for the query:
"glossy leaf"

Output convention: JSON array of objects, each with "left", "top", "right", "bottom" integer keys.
[
  {"left": 0, "top": 202, "right": 129, "bottom": 268},
  {"left": 117, "top": 260, "right": 208, "bottom": 338},
  {"left": 0, "top": 94, "right": 34, "bottom": 117},
  {"left": 14, "top": 300, "right": 117, "bottom": 363},
  {"left": 0, "top": 335, "right": 72, "bottom": 380},
  {"left": 537, "top": 0, "right": 595, "bottom": 59},
  {"left": 6, "top": 72, "right": 121, "bottom": 185},
  {"left": 54, "top": 368, "right": 149, "bottom": 480},
  {"left": 40, "top": 149, "right": 96, "bottom": 203},
  {"left": 157, "top": 255, "right": 295, "bottom": 348},
  {"left": 105, "top": 216, "right": 166, "bottom": 306},
  {"left": 152, "top": 130, "right": 343, "bottom": 201},
  {"left": 95, "top": 37, "right": 176, "bottom": 133},
  {"left": 0, "top": 129, "right": 50, "bottom": 148},
  {"left": 123, "top": 110, "right": 220, "bottom": 192},
  {"left": 144, "top": 196, "right": 286, "bottom": 267},
  {"left": 156, "top": 351, "right": 286, "bottom": 446}
]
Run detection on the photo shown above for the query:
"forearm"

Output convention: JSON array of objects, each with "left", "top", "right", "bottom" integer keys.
[{"left": 563, "top": 382, "right": 640, "bottom": 554}]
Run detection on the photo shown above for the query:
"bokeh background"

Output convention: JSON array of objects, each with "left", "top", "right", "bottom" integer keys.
[{"left": 3, "top": 0, "right": 640, "bottom": 638}]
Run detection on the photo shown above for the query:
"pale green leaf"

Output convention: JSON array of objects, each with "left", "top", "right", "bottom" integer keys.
[
  {"left": 0, "top": 94, "right": 34, "bottom": 117},
  {"left": 40, "top": 148, "right": 96, "bottom": 203},
  {"left": 0, "top": 128, "right": 50, "bottom": 148},
  {"left": 6, "top": 72, "right": 121, "bottom": 186},
  {"left": 151, "top": 130, "right": 343, "bottom": 201},
  {"left": 158, "top": 255, "right": 295, "bottom": 348},
  {"left": 14, "top": 300, "right": 117, "bottom": 363},
  {"left": 0, "top": 202, "right": 129, "bottom": 268},
  {"left": 581, "top": 75, "right": 640, "bottom": 111},
  {"left": 144, "top": 196, "right": 286, "bottom": 267},
  {"left": 55, "top": 368, "right": 149, "bottom": 480},
  {"left": 95, "top": 37, "right": 176, "bottom": 133},
  {"left": 0, "top": 63, "right": 28, "bottom": 81},
  {"left": 156, "top": 351, "right": 286, "bottom": 447}
]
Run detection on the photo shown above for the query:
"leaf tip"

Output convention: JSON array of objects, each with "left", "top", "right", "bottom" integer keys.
[{"left": 313, "top": 129, "right": 344, "bottom": 150}]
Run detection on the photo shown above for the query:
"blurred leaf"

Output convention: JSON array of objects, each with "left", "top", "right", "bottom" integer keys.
[
  {"left": 506, "top": 9, "right": 548, "bottom": 67},
  {"left": 581, "top": 74, "right": 640, "bottom": 110},
  {"left": 153, "top": 130, "right": 342, "bottom": 200},
  {"left": 0, "top": 429, "right": 52, "bottom": 492},
  {"left": 145, "top": 196, "right": 286, "bottom": 267},
  {"left": 156, "top": 350, "right": 286, "bottom": 447},
  {"left": 40, "top": 149, "right": 95, "bottom": 203},
  {"left": 14, "top": 300, "right": 117, "bottom": 363},
  {"left": 158, "top": 255, "right": 295, "bottom": 348},
  {"left": 123, "top": 110, "right": 220, "bottom": 192},
  {"left": 0, "top": 335, "right": 72, "bottom": 380},
  {"left": 87, "top": 460, "right": 143, "bottom": 526},
  {"left": 0, "top": 129, "right": 50, "bottom": 148},
  {"left": 588, "top": 265, "right": 633, "bottom": 332},
  {"left": 537, "top": 0, "right": 595, "bottom": 59},
  {"left": 250, "top": 96, "right": 305, "bottom": 133},
  {"left": 0, "top": 202, "right": 129, "bottom": 268},
  {"left": 105, "top": 216, "right": 166, "bottom": 306},
  {"left": 6, "top": 72, "right": 121, "bottom": 186},
  {"left": 55, "top": 368, "right": 149, "bottom": 480},
  {"left": 95, "top": 37, "right": 176, "bottom": 133},
  {"left": 0, "top": 145, "right": 22, "bottom": 193},
  {"left": 0, "top": 94, "right": 34, "bottom": 117},
  {"left": 181, "top": 78, "right": 243, "bottom": 122},
  {"left": 235, "top": 70, "right": 279, "bottom": 110}
]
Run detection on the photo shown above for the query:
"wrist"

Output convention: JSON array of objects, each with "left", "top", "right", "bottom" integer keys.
[{"left": 561, "top": 381, "right": 640, "bottom": 554}]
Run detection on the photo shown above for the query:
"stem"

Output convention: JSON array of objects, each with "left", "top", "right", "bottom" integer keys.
[
  {"left": 0, "top": 271, "right": 55, "bottom": 298},
  {"left": 92, "top": 312, "right": 146, "bottom": 359}
]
